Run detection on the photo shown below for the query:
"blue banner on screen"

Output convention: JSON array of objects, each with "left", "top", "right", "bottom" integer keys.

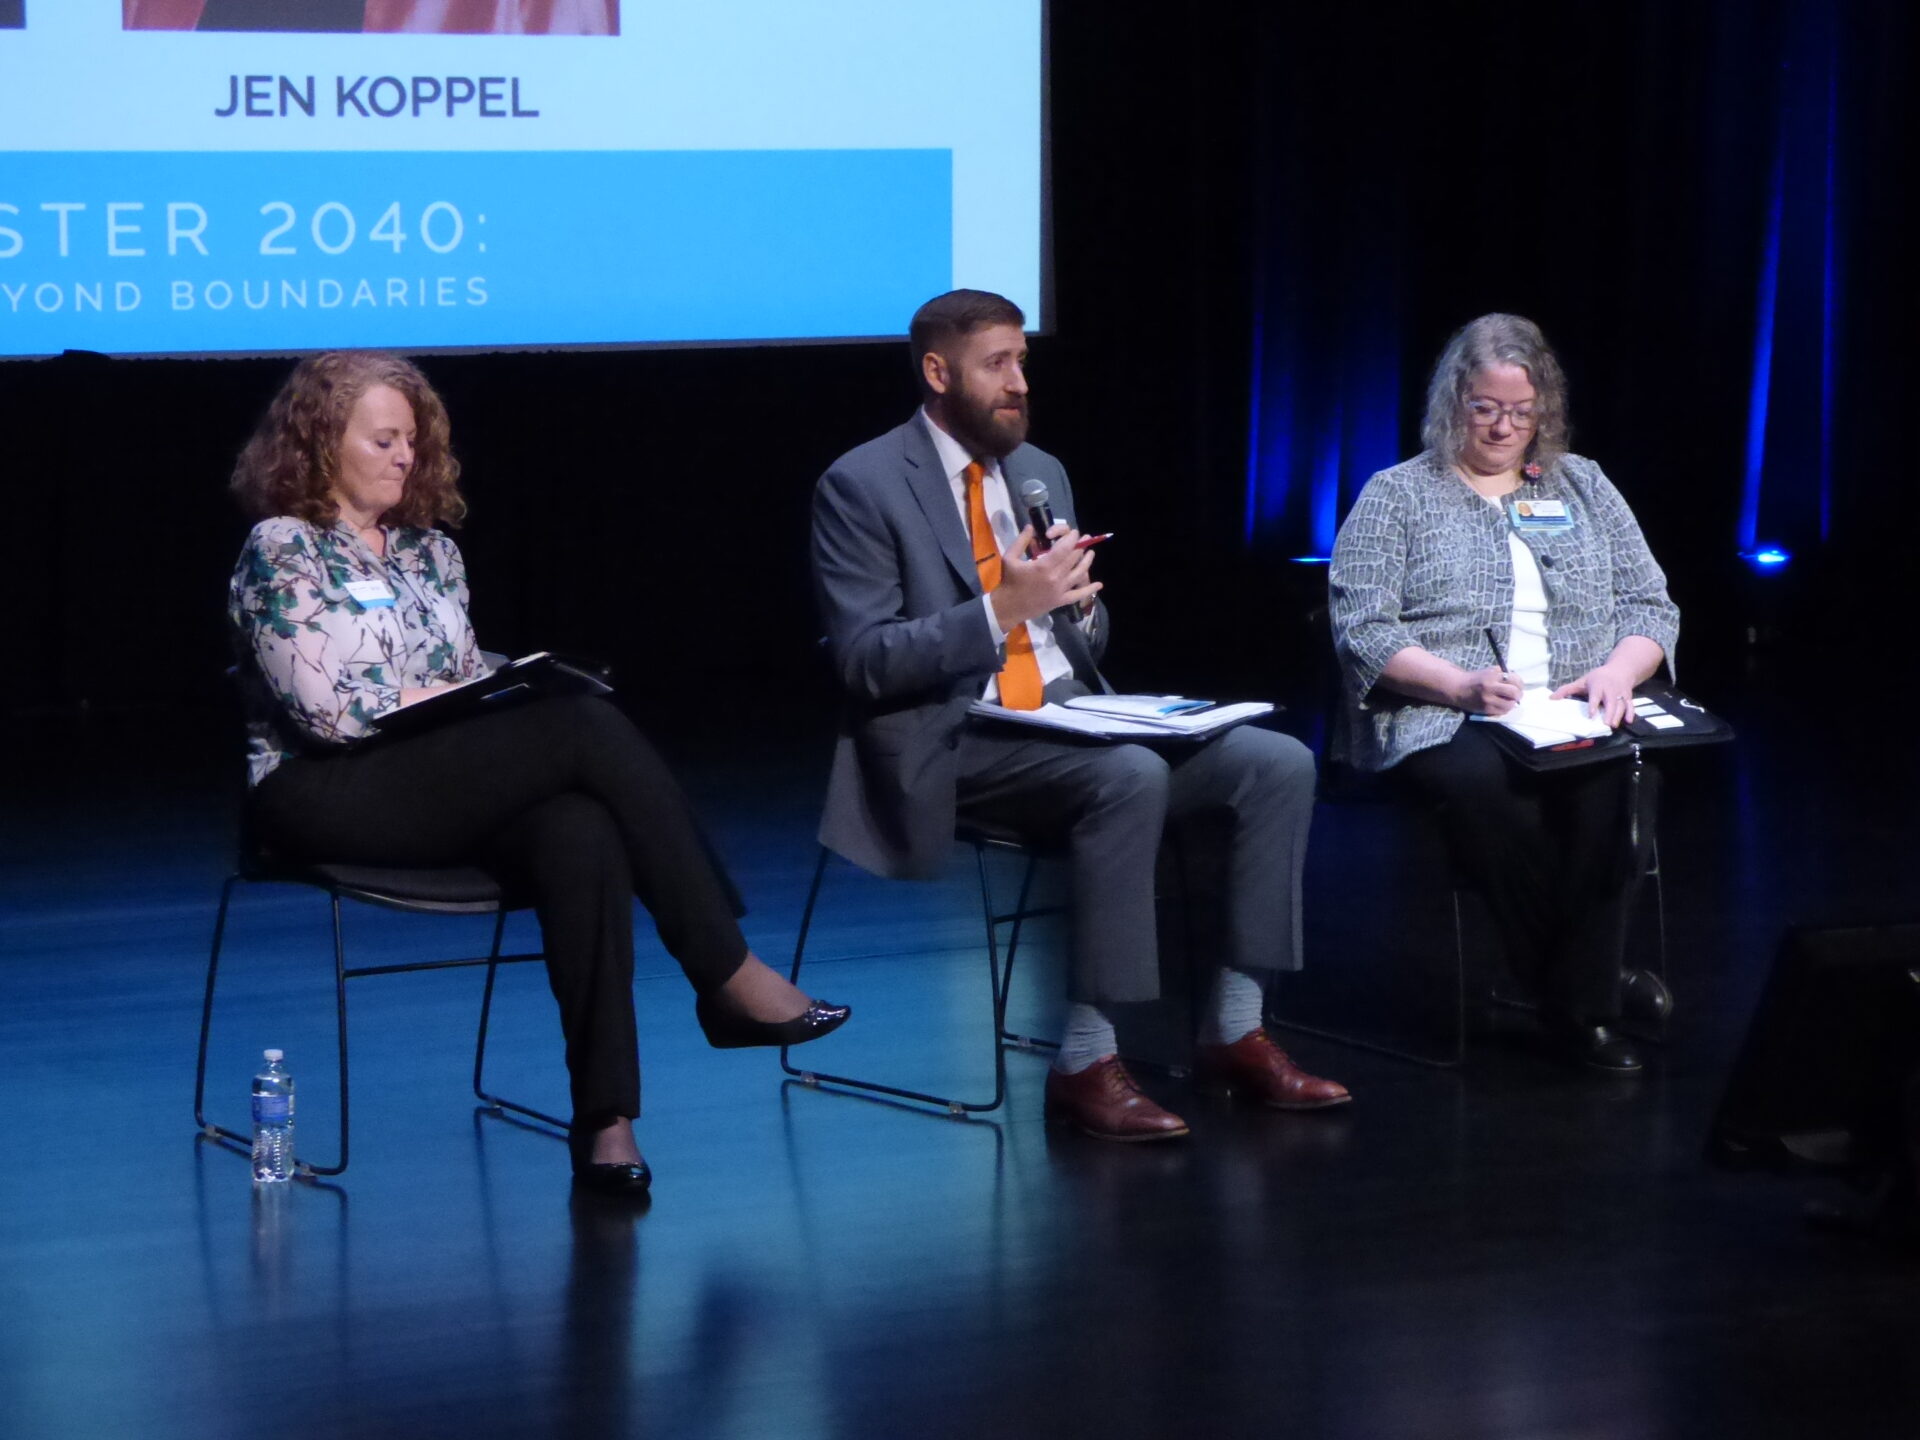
[
  {"left": 0, "top": 2, "right": 1041, "bottom": 356},
  {"left": 0, "top": 150, "right": 951, "bottom": 352}
]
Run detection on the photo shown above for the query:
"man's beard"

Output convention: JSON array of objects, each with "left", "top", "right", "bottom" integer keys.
[{"left": 945, "top": 380, "right": 1030, "bottom": 460}]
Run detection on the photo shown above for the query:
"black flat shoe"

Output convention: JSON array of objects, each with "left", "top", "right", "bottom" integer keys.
[
  {"left": 695, "top": 994, "right": 851, "bottom": 1050},
  {"left": 573, "top": 1159, "right": 652, "bottom": 1196},
  {"left": 569, "top": 1133, "right": 653, "bottom": 1196},
  {"left": 1544, "top": 1015, "right": 1644, "bottom": 1074},
  {"left": 1620, "top": 967, "right": 1673, "bottom": 1026}
]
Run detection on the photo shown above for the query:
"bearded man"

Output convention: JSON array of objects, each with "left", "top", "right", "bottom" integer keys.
[{"left": 809, "top": 289, "right": 1347, "bottom": 1140}]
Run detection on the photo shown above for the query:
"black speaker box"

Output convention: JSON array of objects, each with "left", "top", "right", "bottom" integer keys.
[{"left": 1710, "top": 923, "right": 1920, "bottom": 1171}]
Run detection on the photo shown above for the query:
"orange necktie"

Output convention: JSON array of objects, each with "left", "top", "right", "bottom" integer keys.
[{"left": 965, "top": 461, "right": 1045, "bottom": 710}]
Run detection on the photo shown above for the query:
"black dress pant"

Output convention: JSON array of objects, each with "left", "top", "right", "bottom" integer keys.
[
  {"left": 1395, "top": 721, "right": 1658, "bottom": 1023},
  {"left": 249, "top": 695, "right": 748, "bottom": 1128}
]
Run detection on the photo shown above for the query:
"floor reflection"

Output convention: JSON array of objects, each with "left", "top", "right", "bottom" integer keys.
[{"left": 6, "top": 690, "right": 1920, "bottom": 1438}]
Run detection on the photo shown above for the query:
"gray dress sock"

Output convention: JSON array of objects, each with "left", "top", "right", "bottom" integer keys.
[
  {"left": 1052, "top": 1002, "right": 1118, "bottom": 1074},
  {"left": 1199, "top": 966, "right": 1267, "bottom": 1046}
]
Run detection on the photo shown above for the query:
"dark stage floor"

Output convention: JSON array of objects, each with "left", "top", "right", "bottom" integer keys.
[{"left": 3, "top": 670, "right": 1917, "bottom": 1440}]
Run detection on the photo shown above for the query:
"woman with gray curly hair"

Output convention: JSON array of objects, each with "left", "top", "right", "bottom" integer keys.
[{"left": 1328, "top": 314, "right": 1679, "bottom": 1074}]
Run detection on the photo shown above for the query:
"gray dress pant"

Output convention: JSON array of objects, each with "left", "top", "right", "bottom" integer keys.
[{"left": 953, "top": 720, "right": 1316, "bottom": 1005}]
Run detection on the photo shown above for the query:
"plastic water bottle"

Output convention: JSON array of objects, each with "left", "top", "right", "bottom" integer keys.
[{"left": 251, "top": 1049, "right": 295, "bottom": 1183}]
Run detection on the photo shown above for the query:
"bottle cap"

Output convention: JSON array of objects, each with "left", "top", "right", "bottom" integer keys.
[{"left": 264, "top": 1048, "right": 284, "bottom": 1062}]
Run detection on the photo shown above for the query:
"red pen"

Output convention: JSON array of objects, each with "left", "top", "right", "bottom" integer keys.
[{"left": 1074, "top": 532, "right": 1115, "bottom": 550}]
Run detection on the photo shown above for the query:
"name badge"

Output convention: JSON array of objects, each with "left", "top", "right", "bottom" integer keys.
[
  {"left": 344, "top": 579, "right": 397, "bottom": 609},
  {"left": 1507, "top": 497, "right": 1574, "bottom": 532}
]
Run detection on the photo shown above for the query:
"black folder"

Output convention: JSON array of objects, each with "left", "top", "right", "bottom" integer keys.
[
  {"left": 367, "top": 652, "right": 612, "bottom": 742},
  {"left": 1483, "top": 680, "right": 1733, "bottom": 771}
]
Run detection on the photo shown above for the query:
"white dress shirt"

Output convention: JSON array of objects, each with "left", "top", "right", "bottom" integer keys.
[{"left": 919, "top": 408, "right": 1078, "bottom": 702}]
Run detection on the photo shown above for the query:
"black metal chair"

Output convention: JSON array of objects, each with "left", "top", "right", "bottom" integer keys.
[
  {"left": 1276, "top": 752, "right": 1670, "bottom": 1069},
  {"left": 780, "top": 823, "right": 1066, "bottom": 1116},
  {"left": 193, "top": 851, "right": 562, "bottom": 1176}
]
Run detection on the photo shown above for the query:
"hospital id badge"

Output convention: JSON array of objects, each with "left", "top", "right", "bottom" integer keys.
[
  {"left": 1507, "top": 497, "right": 1574, "bottom": 532},
  {"left": 344, "top": 578, "right": 397, "bottom": 609}
]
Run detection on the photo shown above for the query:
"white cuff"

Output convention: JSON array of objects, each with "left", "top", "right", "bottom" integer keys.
[{"left": 981, "top": 593, "right": 1007, "bottom": 646}]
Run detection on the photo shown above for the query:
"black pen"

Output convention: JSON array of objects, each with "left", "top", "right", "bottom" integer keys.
[{"left": 1483, "top": 625, "right": 1511, "bottom": 678}]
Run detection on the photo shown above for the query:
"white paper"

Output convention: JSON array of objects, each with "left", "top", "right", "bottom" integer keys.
[
  {"left": 1065, "top": 694, "right": 1214, "bottom": 720},
  {"left": 969, "top": 697, "right": 1273, "bottom": 740},
  {"left": 1472, "top": 688, "right": 1614, "bottom": 747}
]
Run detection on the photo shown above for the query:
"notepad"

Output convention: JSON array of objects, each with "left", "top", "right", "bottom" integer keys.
[{"left": 1471, "top": 688, "right": 1614, "bottom": 748}]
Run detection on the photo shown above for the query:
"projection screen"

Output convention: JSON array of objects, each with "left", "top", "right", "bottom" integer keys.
[{"left": 0, "top": 1, "right": 1045, "bottom": 357}]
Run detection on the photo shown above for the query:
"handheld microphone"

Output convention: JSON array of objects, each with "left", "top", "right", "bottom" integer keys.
[{"left": 1017, "top": 478, "right": 1056, "bottom": 552}]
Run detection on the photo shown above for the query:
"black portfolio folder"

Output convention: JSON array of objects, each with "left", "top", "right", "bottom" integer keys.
[
  {"left": 367, "top": 652, "right": 612, "bottom": 742},
  {"left": 1483, "top": 680, "right": 1733, "bottom": 771}
]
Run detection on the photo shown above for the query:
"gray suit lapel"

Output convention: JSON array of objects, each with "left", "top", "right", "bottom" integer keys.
[{"left": 901, "top": 418, "right": 982, "bottom": 596}]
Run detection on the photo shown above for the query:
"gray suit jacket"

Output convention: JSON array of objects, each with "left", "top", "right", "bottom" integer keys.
[{"left": 811, "top": 417, "right": 1108, "bottom": 879}]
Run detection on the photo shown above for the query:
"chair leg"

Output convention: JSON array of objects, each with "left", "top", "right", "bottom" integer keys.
[
  {"left": 783, "top": 845, "right": 832, "bottom": 989},
  {"left": 192, "top": 875, "right": 368, "bottom": 1170},
  {"left": 473, "top": 908, "right": 569, "bottom": 1132},
  {"left": 994, "top": 851, "right": 1044, "bottom": 1052},
  {"left": 1445, "top": 889, "right": 1470, "bottom": 1062},
  {"left": 1647, "top": 843, "right": 1669, "bottom": 984},
  {"left": 779, "top": 848, "right": 836, "bottom": 1085},
  {"left": 199, "top": 881, "right": 353, "bottom": 1177},
  {"left": 473, "top": 907, "right": 507, "bottom": 1101},
  {"left": 196, "top": 876, "right": 565, "bottom": 1174},
  {"left": 972, "top": 842, "right": 1010, "bottom": 1114},
  {"left": 193, "top": 875, "right": 247, "bottom": 1145},
  {"left": 285, "top": 894, "right": 355, "bottom": 1178},
  {"left": 1620, "top": 842, "right": 1673, "bottom": 1044},
  {"left": 782, "top": 845, "right": 1012, "bottom": 1115}
]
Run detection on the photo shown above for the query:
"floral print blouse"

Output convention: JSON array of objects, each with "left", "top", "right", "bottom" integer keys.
[{"left": 228, "top": 517, "right": 488, "bottom": 785}]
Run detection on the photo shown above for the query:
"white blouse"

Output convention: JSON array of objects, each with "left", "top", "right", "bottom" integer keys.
[{"left": 1480, "top": 492, "right": 1551, "bottom": 687}]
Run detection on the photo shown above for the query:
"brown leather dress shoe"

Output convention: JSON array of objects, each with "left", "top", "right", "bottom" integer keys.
[
  {"left": 1194, "top": 1030, "right": 1351, "bottom": 1110},
  {"left": 1044, "top": 1056, "right": 1190, "bottom": 1142}
]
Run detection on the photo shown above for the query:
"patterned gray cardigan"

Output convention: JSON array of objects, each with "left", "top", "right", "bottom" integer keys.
[{"left": 1328, "top": 450, "right": 1679, "bottom": 772}]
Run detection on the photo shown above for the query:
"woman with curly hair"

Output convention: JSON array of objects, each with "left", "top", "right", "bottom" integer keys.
[
  {"left": 227, "top": 351, "right": 847, "bottom": 1195},
  {"left": 1329, "top": 315, "right": 1679, "bottom": 1075}
]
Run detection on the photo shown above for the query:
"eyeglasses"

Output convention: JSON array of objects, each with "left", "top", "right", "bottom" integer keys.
[{"left": 1466, "top": 400, "right": 1538, "bottom": 429}]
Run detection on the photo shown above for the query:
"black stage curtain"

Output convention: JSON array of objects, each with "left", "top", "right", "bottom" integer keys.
[{"left": 1, "top": 1, "right": 1911, "bottom": 743}]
